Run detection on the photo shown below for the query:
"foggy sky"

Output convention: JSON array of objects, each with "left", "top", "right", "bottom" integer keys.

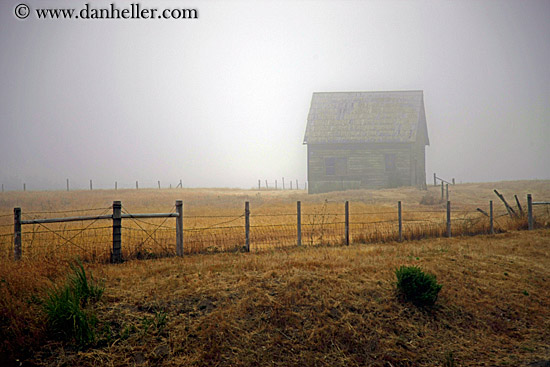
[{"left": 1, "top": 0, "right": 549, "bottom": 191}]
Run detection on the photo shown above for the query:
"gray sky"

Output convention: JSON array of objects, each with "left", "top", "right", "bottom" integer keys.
[{"left": 1, "top": 0, "right": 549, "bottom": 190}]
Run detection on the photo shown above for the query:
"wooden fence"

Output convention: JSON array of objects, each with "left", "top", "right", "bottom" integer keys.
[{"left": 6, "top": 194, "right": 548, "bottom": 263}]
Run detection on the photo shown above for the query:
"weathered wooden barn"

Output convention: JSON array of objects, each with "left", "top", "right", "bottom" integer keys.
[{"left": 303, "top": 91, "right": 429, "bottom": 194}]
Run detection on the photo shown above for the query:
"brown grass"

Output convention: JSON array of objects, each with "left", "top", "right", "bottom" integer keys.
[
  {"left": 1, "top": 180, "right": 548, "bottom": 261},
  {"left": 0, "top": 180, "right": 549, "bottom": 365},
  {"left": 9, "top": 229, "right": 549, "bottom": 366}
]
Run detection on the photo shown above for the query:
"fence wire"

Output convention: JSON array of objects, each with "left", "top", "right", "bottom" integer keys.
[{"left": 1, "top": 200, "right": 549, "bottom": 262}]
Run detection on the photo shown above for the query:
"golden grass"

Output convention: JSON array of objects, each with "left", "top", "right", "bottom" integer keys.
[
  {"left": 1, "top": 180, "right": 549, "bottom": 365},
  {"left": 0, "top": 180, "right": 548, "bottom": 261},
  {"left": 9, "top": 229, "right": 549, "bottom": 366}
]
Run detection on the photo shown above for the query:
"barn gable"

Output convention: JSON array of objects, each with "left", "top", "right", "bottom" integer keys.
[{"left": 304, "top": 90, "right": 429, "bottom": 145}]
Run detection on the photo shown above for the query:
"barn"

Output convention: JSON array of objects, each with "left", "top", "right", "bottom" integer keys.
[{"left": 303, "top": 90, "right": 429, "bottom": 194}]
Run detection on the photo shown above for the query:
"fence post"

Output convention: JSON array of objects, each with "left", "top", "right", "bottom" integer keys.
[
  {"left": 136, "top": 181, "right": 139, "bottom": 190},
  {"left": 265, "top": 180, "right": 268, "bottom": 190},
  {"left": 446, "top": 201, "right": 451, "bottom": 238},
  {"left": 66, "top": 178, "right": 69, "bottom": 192},
  {"left": 527, "top": 194, "right": 533, "bottom": 230},
  {"left": 297, "top": 201, "right": 302, "bottom": 246},
  {"left": 398, "top": 201, "right": 402, "bottom": 242},
  {"left": 446, "top": 183, "right": 449, "bottom": 201},
  {"left": 158, "top": 181, "right": 161, "bottom": 189},
  {"left": 258, "top": 179, "right": 261, "bottom": 190},
  {"left": 290, "top": 181, "right": 293, "bottom": 190},
  {"left": 282, "top": 177, "right": 285, "bottom": 190},
  {"left": 23, "top": 183, "right": 26, "bottom": 192},
  {"left": 245, "top": 201, "right": 250, "bottom": 252},
  {"left": 115, "top": 181, "right": 117, "bottom": 190},
  {"left": 90, "top": 179, "right": 93, "bottom": 191},
  {"left": 176, "top": 200, "right": 184, "bottom": 256},
  {"left": 345, "top": 201, "right": 349, "bottom": 245},
  {"left": 111, "top": 201, "right": 122, "bottom": 263},
  {"left": 275, "top": 180, "right": 277, "bottom": 190},
  {"left": 490, "top": 200, "right": 494, "bottom": 234},
  {"left": 441, "top": 182, "right": 444, "bottom": 200},
  {"left": 296, "top": 179, "right": 298, "bottom": 190},
  {"left": 452, "top": 178, "right": 455, "bottom": 185},
  {"left": 514, "top": 195, "right": 524, "bottom": 217},
  {"left": 434, "top": 173, "right": 437, "bottom": 186},
  {"left": 14, "top": 207, "right": 21, "bottom": 261}
]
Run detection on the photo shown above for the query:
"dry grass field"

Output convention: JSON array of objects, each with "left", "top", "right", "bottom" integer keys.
[{"left": 0, "top": 180, "right": 549, "bottom": 366}]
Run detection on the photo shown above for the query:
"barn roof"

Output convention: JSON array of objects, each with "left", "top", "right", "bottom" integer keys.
[{"left": 303, "top": 90, "right": 429, "bottom": 145}]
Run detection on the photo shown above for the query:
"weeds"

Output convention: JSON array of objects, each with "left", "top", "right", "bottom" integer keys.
[{"left": 43, "top": 261, "right": 104, "bottom": 346}]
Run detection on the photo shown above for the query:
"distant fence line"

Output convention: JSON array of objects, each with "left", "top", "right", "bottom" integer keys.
[
  {"left": 1, "top": 178, "right": 308, "bottom": 192},
  {"left": 3, "top": 194, "right": 547, "bottom": 263}
]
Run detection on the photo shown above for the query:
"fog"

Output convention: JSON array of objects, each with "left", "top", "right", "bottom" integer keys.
[{"left": 1, "top": 0, "right": 549, "bottom": 191}]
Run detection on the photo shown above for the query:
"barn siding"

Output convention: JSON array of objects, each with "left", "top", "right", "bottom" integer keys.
[{"left": 307, "top": 143, "right": 416, "bottom": 193}]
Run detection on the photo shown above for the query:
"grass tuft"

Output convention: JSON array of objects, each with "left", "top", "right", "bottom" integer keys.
[{"left": 395, "top": 265, "right": 442, "bottom": 307}]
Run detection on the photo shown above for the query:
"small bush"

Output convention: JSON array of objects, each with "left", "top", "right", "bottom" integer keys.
[
  {"left": 395, "top": 265, "right": 442, "bottom": 307},
  {"left": 43, "top": 261, "right": 104, "bottom": 346}
]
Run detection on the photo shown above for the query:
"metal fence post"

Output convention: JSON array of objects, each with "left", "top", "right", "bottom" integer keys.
[
  {"left": 245, "top": 201, "right": 250, "bottom": 252},
  {"left": 398, "top": 201, "right": 402, "bottom": 242},
  {"left": 345, "top": 201, "right": 349, "bottom": 245},
  {"left": 14, "top": 207, "right": 21, "bottom": 261},
  {"left": 490, "top": 200, "right": 494, "bottom": 234},
  {"left": 527, "top": 194, "right": 533, "bottom": 230},
  {"left": 297, "top": 201, "right": 302, "bottom": 246},
  {"left": 111, "top": 201, "right": 122, "bottom": 263},
  {"left": 176, "top": 200, "right": 184, "bottom": 256},
  {"left": 446, "top": 200, "right": 451, "bottom": 238}
]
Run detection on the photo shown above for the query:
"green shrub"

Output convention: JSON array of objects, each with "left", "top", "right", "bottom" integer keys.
[
  {"left": 395, "top": 265, "right": 442, "bottom": 307},
  {"left": 43, "top": 261, "right": 104, "bottom": 346}
]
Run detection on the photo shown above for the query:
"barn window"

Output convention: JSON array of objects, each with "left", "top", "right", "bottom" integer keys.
[
  {"left": 385, "top": 154, "right": 396, "bottom": 172},
  {"left": 325, "top": 157, "right": 348, "bottom": 176}
]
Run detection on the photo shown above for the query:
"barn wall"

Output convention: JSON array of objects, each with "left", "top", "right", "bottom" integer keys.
[{"left": 307, "top": 143, "right": 415, "bottom": 194}]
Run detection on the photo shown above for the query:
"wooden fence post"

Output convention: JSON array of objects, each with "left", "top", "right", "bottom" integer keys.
[
  {"left": 490, "top": 200, "right": 494, "bottom": 234},
  {"left": 282, "top": 177, "right": 285, "bottom": 190},
  {"left": 290, "top": 181, "right": 293, "bottom": 190},
  {"left": 14, "top": 207, "right": 21, "bottom": 261},
  {"left": 446, "top": 183, "right": 449, "bottom": 201},
  {"left": 176, "top": 200, "right": 184, "bottom": 256},
  {"left": 452, "top": 178, "right": 455, "bottom": 185},
  {"left": 90, "top": 180, "right": 93, "bottom": 191},
  {"left": 514, "top": 195, "right": 524, "bottom": 217},
  {"left": 275, "top": 180, "right": 278, "bottom": 190},
  {"left": 2, "top": 184, "right": 3, "bottom": 193},
  {"left": 345, "top": 201, "right": 349, "bottom": 245},
  {"left": 158, "top": 181, "right": 161, "bottom": 189},
  {"left": 434, "top": 173, "right": 437, "bottom": 186},
  {"left": 258, "top": 179, "right": 261, "bottom": 190},
  {"left": 115, "top": 181, "right": 118, "bottom": 190},
  {"left": 527, "top": 194, "right": 533, "bottom": 230},
  {"left": 23, "top": 183, "right": 26, "bottom": 192},
  {"left": 136, "top": 181, "right": 139, "bottom": 190},
  {"left": 297, "top": 201, "right": 302, "bottom": 246},
  {"left": 398, "top": 201, "right": 402, "bottom": 242},
  {"left": 265, "top": 180, "right": 268, "bottom": 190},
  {"left": 446, "top": 201, "right": 451, "bottom": 238},
  {"left": 245, "top": 201, "right": 250, "bottom": 252},
  {"left": 296, "top": 179, "right": 298, "bottom": 190},
  {"left": 441, "top": 182, "right": 444, "bottom": 200},
  {"left": 66, "top": 178, "right": 69, "bottom": 192},
  {"left": 111, "top": 201, "right": 122, "bottom": 263}
]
